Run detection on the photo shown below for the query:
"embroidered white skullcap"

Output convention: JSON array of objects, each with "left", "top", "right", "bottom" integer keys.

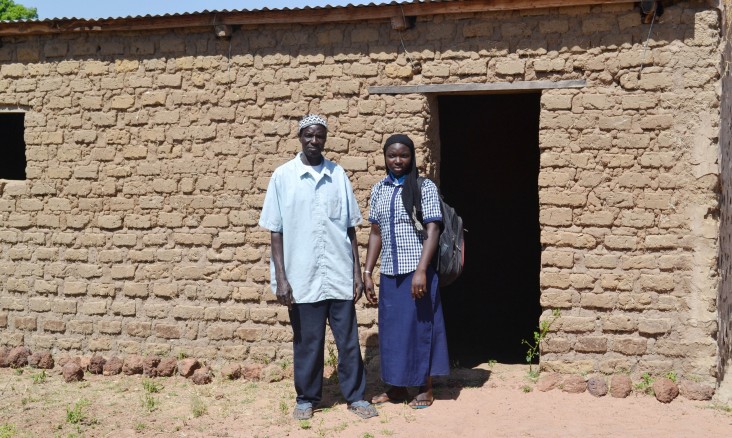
[{"left": 298, "top": 114, "right": 328, "bottom": 133}]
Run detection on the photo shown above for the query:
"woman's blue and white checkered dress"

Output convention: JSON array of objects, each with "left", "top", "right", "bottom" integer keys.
[
  {"left": 368, "top": 174, "right": 450, "bottom": 387},
  {"left": 367, "top": 176, "right": 442, "bottom": 275}
]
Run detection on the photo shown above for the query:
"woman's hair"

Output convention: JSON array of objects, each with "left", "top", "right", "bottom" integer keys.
[{"left": 383, "top": 134, "right": 423, "bottom": 231}]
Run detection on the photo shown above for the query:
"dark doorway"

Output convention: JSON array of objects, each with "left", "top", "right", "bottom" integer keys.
[
  {"left": 437, "top": 93, "right": 541, "bottom": 366},
  {"left": 0, "top": 113, "right": 27, "bottom": 180}
]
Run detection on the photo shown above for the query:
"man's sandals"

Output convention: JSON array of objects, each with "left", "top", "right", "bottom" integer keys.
[
  {"left": 292, "top": 406, "right": 313, "bottom": 420},
  {"left": 347, "top": 401, "right": 379, "bottom": 419}
]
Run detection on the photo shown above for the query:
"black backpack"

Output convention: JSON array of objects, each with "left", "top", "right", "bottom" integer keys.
[{"left": 418, "top": 177, "right": 465, "bottom": 287}]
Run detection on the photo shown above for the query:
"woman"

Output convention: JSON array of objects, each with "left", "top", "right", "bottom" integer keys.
[{"left": 363, "top": 134, "right": 450, "bottom": 409}]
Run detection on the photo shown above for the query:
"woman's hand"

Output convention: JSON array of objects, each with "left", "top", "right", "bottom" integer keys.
[
  {"left": 364, "top": 274, "right": 378, "bottom": 304},
  {"left": 411, "top": 269, "right": 427, "bottom": 299},
  {"left": 411, "top": 222, "right": 439, "bottom": 300}
]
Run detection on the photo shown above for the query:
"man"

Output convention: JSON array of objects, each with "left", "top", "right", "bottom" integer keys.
[{"left": 258, "top": 114, "right": 378, "bottom": 420}]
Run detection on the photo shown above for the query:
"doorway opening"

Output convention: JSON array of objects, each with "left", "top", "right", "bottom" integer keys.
[
  {"left": 436, "top": 93, "right": 541, "bottom": 367},
  {"left": 0, "top": 112, "right": 27, "bottom": 180}
]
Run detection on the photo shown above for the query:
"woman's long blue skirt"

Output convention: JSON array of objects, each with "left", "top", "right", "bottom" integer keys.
[{"left": 378, "top": 266, "right": 450, "bottom": 387}]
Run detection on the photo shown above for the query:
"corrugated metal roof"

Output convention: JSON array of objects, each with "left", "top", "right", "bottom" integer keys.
[
  {"left": 0, "top": 1, "right": 638, "bottom": 35},
  {"left": 2, "top": 1, "right": 460, "bottom": 23}
]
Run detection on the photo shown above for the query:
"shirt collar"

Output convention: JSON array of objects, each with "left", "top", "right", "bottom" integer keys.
[{"left": 296, "top": 152, "right": 332, "bottom": 179}]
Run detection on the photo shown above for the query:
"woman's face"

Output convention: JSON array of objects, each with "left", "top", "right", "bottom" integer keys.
[{"left": 384, "top": 142, "right": 412, "bottom": 177}]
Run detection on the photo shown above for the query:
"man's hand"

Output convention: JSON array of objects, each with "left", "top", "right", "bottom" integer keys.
[
  {"left": 276, "top": 279, "right": 293, "bottom": 310},
  {"left": 353, "top": 276, "right": 365, "bottom": 302}
]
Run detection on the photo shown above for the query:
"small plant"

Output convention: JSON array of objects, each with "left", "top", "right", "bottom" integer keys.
[
  {"left": 363, "top": 434, "right": 375, "bottom": 438},
  {"left": 66, "top": 399, "right": 91, "bottom": 425},
  {"left": 134, "top": 423, "right": 146, "bottom": 431},
  {"left": 486, "top": 359, "right": 497, "bottom": 369},
  {"left": 20, "top": 396, "right": 36, "bottom": 406},
  {"left": 521, "top": 385, "right": 533, "bottom": 393},
  {"left": 665, "top": 371, "right": 677, "bottom": 383},
  {"left": 141, "top": 393, "right": 158, "bottom": 412},
  {"left": 0, "top": 423, "right": 17, "bottom": 438},
  {"left": 521, "top": 309, "right": 561, "bottom": 375},
  {"left": 13, "top": 368, "right": 23, "bottom": 376},
  {"left": 31, "top": 370, "right": 46, "bottom": 384},
  {"left": 191, "top": 396, "right": 207, "bottom": 418},
  {"left": 299, "top": 420, "right": 311, "bottom": 430},
  {"left": 142, "top": 378, "right": 163, "bottom": 393},
  {"left": 325, "top": 342, "right": 339, "bottom": 383},
  {"left": 634, "top": 372, "right": 655, "bottom": 395},
  {"left": 177, "top": 352, "right": 187, "bottom": 360},
  {"left": 709, "top": 402, "right": 732, "bottom": 413},
  {"left": 279, "top": 400, "right": 288, "bottom": 415},
  {"left": 526, "top": 368, "right": 541, "bottom": 382}
]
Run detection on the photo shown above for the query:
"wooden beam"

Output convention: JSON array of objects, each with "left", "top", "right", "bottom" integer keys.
[
  {"left": 0, "top": 1, "right": 634, "bottom": 36},
  {"left": 368, "top": 80, "right": 587, "bottom": 95}
]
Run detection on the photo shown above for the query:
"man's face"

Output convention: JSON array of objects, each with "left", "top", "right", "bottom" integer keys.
[{"left": 299, "top": 125, "right": 327, "bottom": 160}]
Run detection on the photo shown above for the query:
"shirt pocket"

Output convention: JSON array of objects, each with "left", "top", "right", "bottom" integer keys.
[{"left": 328, "top": 198, "right": 342, "bottom": 220}]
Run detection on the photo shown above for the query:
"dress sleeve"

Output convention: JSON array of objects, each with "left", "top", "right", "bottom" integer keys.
[
  {"left": 420, "top": 179, "right": 443, "bottom": 224},
  {"left": 258, "top": 171, "right": 283, "bottom": 232}
]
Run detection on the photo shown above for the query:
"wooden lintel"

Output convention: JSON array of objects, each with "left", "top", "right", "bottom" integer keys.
[
  {"left": 368, "top": 80, "right": 587, "bottom": 95},
  {"left": 0, "top": 1, "right": 635, "bottom": 37}
]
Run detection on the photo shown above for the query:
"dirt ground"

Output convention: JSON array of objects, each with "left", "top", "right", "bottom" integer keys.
[{"left": 1, "top": 362, "right": 732, "bottom": 438}]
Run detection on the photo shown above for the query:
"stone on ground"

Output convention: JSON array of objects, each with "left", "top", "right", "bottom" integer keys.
[
  {"left": 653, "top": 378, "right": 679, "bottom": 403},
  {"left": 587, "top": 375, "right": 608, "bottom": 397},
  {"left": 122, "top": 355, "right": 144, "bottom": 375},
  {"left": 536, "top": 372, "right": 562, "bottom": 392},
  {"left": 178, "top": 358, "right": 201, "bottom": 377},
  {"left": 28, "top": 352, "right": 54, "bottom": 369},
  {"left": 261, "top": 364, "right": 285, "bottom": 383},
  {"left": 103, "top": 356, "right": 123, "bottom": 376},
  {"left": 679, "top": 380, "right": 715, "bottom": 401},
  {"left": 156, "top": 358, "right": 177, "bottom": 377},
  {"left": 191, "top": 366, "right": 213, "bottom": 385},
  {"left": 610, "top": 375, "right": 633, "bottom": 398},
  {"left": 221, "top": 364, "right": 241, "bottom": 380},
  {"left": 561, "top": 375, "right": 587, "bottom": 393},
  {"left": 143, "top": 357, "right": 161, "bottom": 377},
  {"left": 7, "top": 347, "right": 31, "bottom": 368},
  {"left": 88, "top": 355, "right": 106, "bottom": 374},
  {"left": 62, "top": 362, "right": 84, "bottom": 382},
  {"left": 242, "top": 362, "right": 263, "bottom": 381}
]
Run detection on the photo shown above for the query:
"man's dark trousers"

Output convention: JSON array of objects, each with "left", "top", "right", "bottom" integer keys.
[{"left": 289, "top": 299, "right": 366, "bottom": 407}]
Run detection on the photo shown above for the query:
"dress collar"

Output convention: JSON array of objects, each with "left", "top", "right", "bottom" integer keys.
[{"left": 386, "top": 172, "right": 406, "bottom": 186}]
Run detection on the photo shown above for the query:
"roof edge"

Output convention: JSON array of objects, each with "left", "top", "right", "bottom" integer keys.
[{"left": 0, "top": 1, "right": 637, "bottom": 37}]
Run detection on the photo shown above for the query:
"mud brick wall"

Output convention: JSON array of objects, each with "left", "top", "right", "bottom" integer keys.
[
  {"left": 0, "top": 1, "right": 723, "bottom": 383},
  {"left": 717, "top": 0, "right": 732, "bottom": 401}
]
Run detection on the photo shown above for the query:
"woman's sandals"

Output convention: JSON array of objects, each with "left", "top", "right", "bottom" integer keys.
[
  {"left": 371, "top": 387, "right": 409, "bottom": 405},
  {"left": 408, "top": 393, "right": 434, "bottom": 409},
  {"left": 372, "top": 388, "right": 434, "bottom": 408}
]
